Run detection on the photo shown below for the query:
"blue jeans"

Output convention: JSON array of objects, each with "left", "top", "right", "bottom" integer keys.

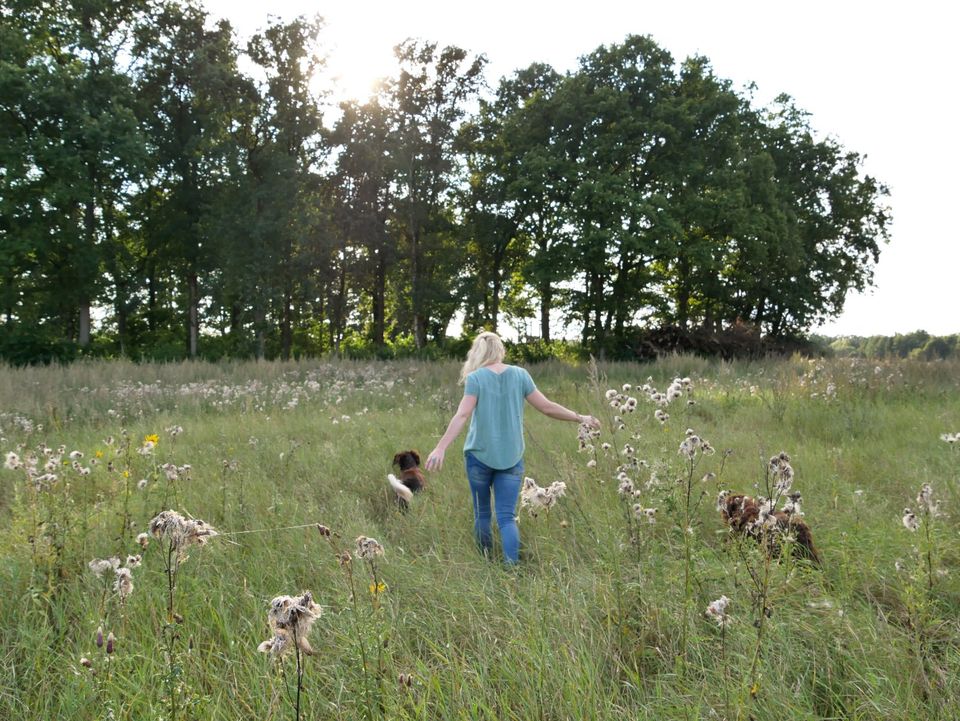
[{"left": 465, "top": 452, "right": 524, "bottom": 564}]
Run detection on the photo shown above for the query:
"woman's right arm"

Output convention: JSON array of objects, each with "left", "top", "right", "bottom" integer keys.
[{"left": 425, "top": 394, "right": 478, "bottom": 471}]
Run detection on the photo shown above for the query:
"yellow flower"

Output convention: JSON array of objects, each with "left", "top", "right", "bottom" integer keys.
[
  {"left": 368, "top": 582, "right": 387, "bottom": 596},
  {"left": 123, "top": 470, "right": 130, "bottom": 478},
  {"left": 144, "top": 434, "right": 159, "bottom": 446},
  {"left": 95, "top": 450, "right": 104, "bottom": 458}
]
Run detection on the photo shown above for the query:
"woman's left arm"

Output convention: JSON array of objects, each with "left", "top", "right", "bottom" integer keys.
[
  {"left": 426, "top": 394, "right": 478, "bottom": 471},
  {"left": 525, "top": 390, "right": 599, "bottom": 428}
]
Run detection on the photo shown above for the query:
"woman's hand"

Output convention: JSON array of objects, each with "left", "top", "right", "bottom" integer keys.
[
  {"left": 577, "top": 414, "right": 601, "bottom": 429},
  {"left": 425, "top": 447, "right": 445, "bottom": 472}
]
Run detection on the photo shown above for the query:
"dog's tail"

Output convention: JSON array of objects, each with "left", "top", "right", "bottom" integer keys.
[{"left": 388, "top": 473, "right": 413, "bottom": 504}]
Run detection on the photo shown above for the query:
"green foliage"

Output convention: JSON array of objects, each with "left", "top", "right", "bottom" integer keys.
[{"left": 1, "top": 6, "right": 893, "bottom": 365}]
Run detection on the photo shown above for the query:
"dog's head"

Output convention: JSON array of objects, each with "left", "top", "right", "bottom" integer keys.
[{"left": 392, "top": 450, "right": 421, "bottom": 472}]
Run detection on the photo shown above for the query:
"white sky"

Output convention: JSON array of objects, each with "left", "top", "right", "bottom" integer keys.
[{"left": 204, "top": 0, "right": 958, "bottom": 337}]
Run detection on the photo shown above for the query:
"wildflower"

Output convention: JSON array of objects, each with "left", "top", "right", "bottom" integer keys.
[
  {"left": 916, "top": 483, "right": 940, "bottom": 517},
  {"left": 316, "top": 524, "right": 332, "bottom": 538},
  {"left": 165, "top": 425, "right": 183, "bottom": 437},
  {"left": 586, "top": 459, "right": 597, "bottom": 468},
  {"left": 702, "top": 472, "right": 716, "bottom": 484},
  {"left": 88, "top": 557, "right": 121, "bottom": 578},
  {"left": 96, "top": 626, "right": 104, "bottom": 648},
  {"left": 633, "top": 505, "right": 657, "bottom": 524},
  {"left": 940, "top": 432, "right": 958, "bottom": 444},
  {"left": 901, "top": 508, "right": 919, "bottom": 532},
  {"left": 605, "top": 389, "right": 619, "bottom": 401},
  {"left": 520, "top": 477, "right": 568, "bottom": 516},
  {"left": 69, "top": 450, "right": 84, "bottom": 460},
  {"left": 136, "top": 533, "right": 150, "bottom": 549},
  {"left": 144, "top": 434, "right": 159, "bottom": 446},
  {"left": 355, "top": 535, "right": 385, "bottom": 560},
  {"left": 137, "top": 478, "right": 148, "bottom": 490},
  {"left": 716, "top": 489, "right": 730, "bottom": 512},
  {"left": 337, "top": 551, "right": 352, "bottom": 567},
  {"left": 106, "top": 632, "right": 115, "bottom": 655},
  {"left": 148, "top": 510, "right": 218, "bottom": 560},
  {"left": 601, "top": 442, "right": 612, "bottom": 452},
  {"left": 4, "top": 452, "right": 21, "bottom": 470},
  {"left": 126, "top": 554, "right": 142, "bottom": 568},
  {"left": 781, "top": 492, "right": 803, "bottom": 517},
  {"left": 80, "top": 657, "right": 92, "bottom": 669},
  {"left": 622, "top": 383, "right": 632, "bottom": 392},
  {"left": 114, "top": 567, "right": 134, "bottom": 600},
  {"left": 398, "top": 672, "right": 415, "bottom": 688},
  {"left": 161, "top": 463, "right": 191, "bottom": 481},
  {"left": 617, "top": 478, "right": 635, "bottom": 498},
  {"left": 654, "top": 409, "right": 669, "bottom": 424},
  {"left": 769, "top": 452, "right": 795, "bottom": 495},
  {"left": 369, "top": 581, "right": 387, "bottom": 595},
  {"left": 257, "top": 591, "right": 321, "bottom": 657},
  {"left": 678, "top": 435, "right": 701, "bottom": 460},
  {"left": 705, "top": 595, "right": 731, "bottom": 627}
]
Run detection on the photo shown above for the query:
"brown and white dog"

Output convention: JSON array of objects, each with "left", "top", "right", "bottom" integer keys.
[
  {"left": 718, "top": 491, "right": 821, "bottom": 566},
  {"left": 387, "top": 450, "right": 426, "bottom": 509}
]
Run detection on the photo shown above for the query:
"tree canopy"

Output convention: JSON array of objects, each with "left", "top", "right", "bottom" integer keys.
[{"left": 0, "top": 1, "right": 891, "bottom": 362}]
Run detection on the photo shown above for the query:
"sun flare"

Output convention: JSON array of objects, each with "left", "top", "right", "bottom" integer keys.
[{"left": 322, "top": 40, "right": 395, "bottom": 103}]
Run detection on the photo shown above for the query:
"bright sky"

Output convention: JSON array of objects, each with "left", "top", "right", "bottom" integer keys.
[{"left": 204, "top": 0, "right": 958, "bottom": 337}]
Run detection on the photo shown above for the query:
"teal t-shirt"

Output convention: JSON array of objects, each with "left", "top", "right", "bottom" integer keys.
[{"left": 463, "top": 365, "right": 537, "bottom": 470}]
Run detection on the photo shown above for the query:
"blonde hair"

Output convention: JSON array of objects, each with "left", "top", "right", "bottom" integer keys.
[{"left": 459, "top": 332, "right": 506, "bottom": 384}]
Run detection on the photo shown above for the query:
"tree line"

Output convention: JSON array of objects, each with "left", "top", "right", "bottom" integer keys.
[
  {"left": 0, "top": 0, "right": 891, "bottom": 363},
  {"left": 826, "top": 332, "right": 960, "bottom": 361}
]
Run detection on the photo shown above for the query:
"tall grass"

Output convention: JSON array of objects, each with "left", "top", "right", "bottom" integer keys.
[{"left": 1, "top": 355, "right": 958, "bottom": 719}]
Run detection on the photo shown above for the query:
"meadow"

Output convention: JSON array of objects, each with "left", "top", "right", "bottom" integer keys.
[{"left": 1, "top": 355, "right": 958, "bottom": 720}]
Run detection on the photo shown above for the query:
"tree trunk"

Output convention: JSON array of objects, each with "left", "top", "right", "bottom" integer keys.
[
  {"left": 372, "top": 249, "right": 386, "bottom": 347},
  {"left": 592, "top": 271, "right": 604, "bottom": 345},
  {"left": 281, "top": 286, "right": 292, "bottom": 360},
  {"left": 78, "top": 302, "right": 91, "bottom": 348},
  {"left": 147, "top": 267, "right": 157, "bottom": 333},
  {"left": 115, "top": 285, "right": 127, "bottom": 357},
  {"left": 79, "top": 194, "right": 96, "bottom": 349},
  {"left": 490, "top": 272, "right": 501, "bottom": 333},
  {"left": 539, "top": 281, "right": 552, "bottom": 341},
  {"left": 411, "top": 225, "right": 427, "bottom": 348},
  {"left": 254, "top": 304, "right": 266, "bottom": 360},
  {"left": 187, "top": 273, "right": 199, "bottom": 358},
  {"left": 676, "top": 256, "right": 690, "bottom": 328}
]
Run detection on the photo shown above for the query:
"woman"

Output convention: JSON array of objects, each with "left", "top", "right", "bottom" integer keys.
[{"left": 425, "top": 332, "right": 599, "bottom": 564}]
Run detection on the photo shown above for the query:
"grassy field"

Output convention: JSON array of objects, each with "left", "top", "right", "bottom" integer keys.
[{"left": 1, "top": 355, "right": 958, "bottom": 720}]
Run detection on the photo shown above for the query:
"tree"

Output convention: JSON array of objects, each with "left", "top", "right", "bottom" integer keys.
[
  {"left": 134, "top": 0, "right": 252, "bottom": 357},
  {"left": 331, "top": 92, "right": 397, "bottom": 348},
  {"left": 0, "top": 0, "right": 148, "bottom": 353},
  {"left": 244, "top": 14, "right": 329, "bottom": 359},
  {"left": 390, "top": 40, "right": 485, "bottom": 347}
]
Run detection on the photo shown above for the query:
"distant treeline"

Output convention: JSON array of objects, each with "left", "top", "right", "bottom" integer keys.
[
  {"left": 825, "top": 332, "right": 960, "bottom": 360},
  {"left": 1, "top": 0, "right": 890, "bottom": 364}
]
